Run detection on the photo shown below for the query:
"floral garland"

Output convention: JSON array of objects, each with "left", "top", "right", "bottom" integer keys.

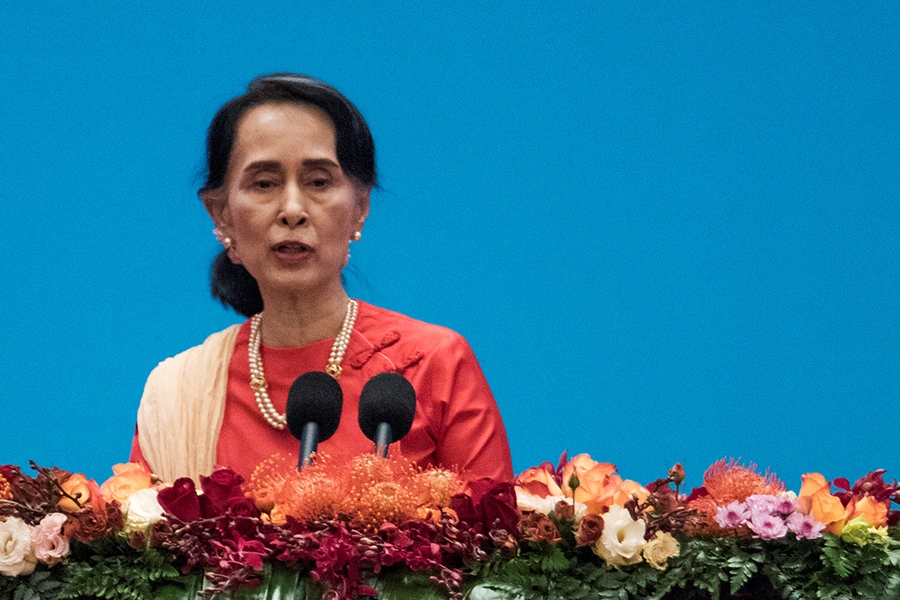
[{"left": 1, "top": 454, "right": 899, "bottom": 600}]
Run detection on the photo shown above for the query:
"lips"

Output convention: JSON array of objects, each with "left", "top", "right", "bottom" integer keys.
[
  {"left": 272, "top": 241, "right": 312, "bottom": 254},
  {"left": 271, "top": 240, "right": 313, "bottom": 266}
]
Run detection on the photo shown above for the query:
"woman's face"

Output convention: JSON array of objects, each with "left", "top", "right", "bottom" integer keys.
[{"left": 209, "top": 102, "right": 369, "bottom": 301}]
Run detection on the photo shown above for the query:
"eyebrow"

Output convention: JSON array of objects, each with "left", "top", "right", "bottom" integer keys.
[{"left": 241, "top": 158, "right": 341, "bottom": 173}]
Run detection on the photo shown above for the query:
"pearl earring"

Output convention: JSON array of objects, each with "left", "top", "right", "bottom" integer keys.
[
  {"left": 352, "top": 231, "right": 362, "bottom": 242},
  {"left": 213, "top": 227, "right": 241, "bottom": 264}
]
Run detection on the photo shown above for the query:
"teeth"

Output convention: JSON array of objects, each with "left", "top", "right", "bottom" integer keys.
[{"left": 276, "top": 244, "right": 308, "bottom": 253}]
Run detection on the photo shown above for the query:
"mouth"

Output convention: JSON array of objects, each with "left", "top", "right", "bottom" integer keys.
[{"left": 272, "top": 241, "right": 312, "bottom": 255}]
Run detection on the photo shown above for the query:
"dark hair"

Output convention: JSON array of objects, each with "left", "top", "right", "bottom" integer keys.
[{"left": 201, "top": 73, "right": 377, "bottom": 316}]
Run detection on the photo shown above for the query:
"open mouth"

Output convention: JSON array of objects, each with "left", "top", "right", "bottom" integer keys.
[{"left": 273, "top": 241, "right": 312, "bottom": 254}]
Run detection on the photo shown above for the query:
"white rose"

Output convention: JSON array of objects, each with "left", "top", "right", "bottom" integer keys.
[
  {"left": 122, "top": 488, "right": 164, "bottom": 533},
  {"left": 643, "top": 531, "right": 680, "bottom": 570},
  {"left": 0, "top": 517, "right": 38, "bottom": 577},
  {"left": 592, "top": 505, "right": 647, "bottom": 568}
]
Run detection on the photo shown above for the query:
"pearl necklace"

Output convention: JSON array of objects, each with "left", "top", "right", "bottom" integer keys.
[{"left": 248, "top": 299, "right": 359, "bottom": 429}]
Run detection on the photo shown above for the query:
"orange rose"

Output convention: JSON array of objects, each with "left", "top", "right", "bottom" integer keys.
[
  {"left": 847, "top": 496, "right": 888, "bottom": 528},
  {"left": 100, "top": 463, "right": 152, "bottom": 504},
  {"left": 609, "top": 478, "right": 650, "bottom": 506},
  {"left": 797, "top": 473, "right": 848, "bottom": 534},
  {"left": 583, "top": 475, "right": 650, "bottom": 512},
  {"left": 798, "top": 472, "right": 830, "bottom": 498},
  {"left": 560, "top": 454, "right": 648, "bottom": 512},
  {"left": 561, "top": 454, "right": 616, "bottom": 501},
  {"left": 58, "top": 474, "right": 104, "bottom": 512},
  {"left": 515, "top": 466, "right": 563, "bottom": 498}
]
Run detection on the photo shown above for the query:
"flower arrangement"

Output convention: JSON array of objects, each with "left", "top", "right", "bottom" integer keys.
[{"left": 1, "top": 454, "right": 899, "bottom": 600}]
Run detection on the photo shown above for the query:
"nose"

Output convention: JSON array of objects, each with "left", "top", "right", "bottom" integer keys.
[{"left": 278, "top": 184, "right": 308, "bottom": 227}]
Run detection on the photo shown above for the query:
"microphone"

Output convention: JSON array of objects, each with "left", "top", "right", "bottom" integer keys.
[
  {"left": 358, "top": 372, "right": 417, "bottom": 457},
  {"left": 285, "top": 371, "right": 343, "bottom": 468}
]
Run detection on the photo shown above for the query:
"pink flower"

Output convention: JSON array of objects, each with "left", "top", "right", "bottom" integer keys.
[
  {"left": 714, "top": 501, "right": 750, "bottom": 529},
  {"left": 744, "top": 495, "right": 779, "bottom": 515},
  {"left": 32, "top": 513, "right": 70, "bottom": 566},
  {"left": 746, "top": 512, "right": 788, "bottom": 540},
  {"left": 786, "top": 512, "right": 825, "bottom": 540},
  {"left": 773, "top": 496, "right": 796, "bottom": 516}
]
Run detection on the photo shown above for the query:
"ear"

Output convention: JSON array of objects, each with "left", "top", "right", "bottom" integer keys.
[
  {"left": 354, "top": 187, "right": 371, "bottom": 233},
  {"left": 202, "top": 190, "right": 233, "bottom": 232}
]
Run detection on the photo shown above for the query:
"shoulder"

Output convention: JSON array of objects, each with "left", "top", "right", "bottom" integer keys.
[
  {"left": 146, "top": 323, "right": 243, "bottom": 381},
  {"left": 354, "top": 302, "right": 468, "bottom": 350},
  {"left": 347, "top": 302, "right": 475, "bottom": 374}
]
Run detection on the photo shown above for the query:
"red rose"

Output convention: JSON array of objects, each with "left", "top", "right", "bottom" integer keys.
[
  {"left": 554, "top": 500, "right": 575, "bottom": 521},
  {"left": 479, "top": 481, "right": 520, "bottom": 534},
  {"left": 518, "top": 512, "right": 560, "bottom": 543},
  {"left": 225, "top": 496, "right": 260, "bottom": 518},
  {"left": 449, "top": 493, "right": 479, "bottom": 528},
  {"left": 63, "top": 503, "right": 125, "bottom": 544},
  {"left": 200, "top": 468, "right": 245, "bottom": 515},
  {"left": 157, "top": 478, "right": 213, "bottom": 522},
  {"left": 574, "top": 513, "right": 605, "bottom": 547},
  {"left": 450, "top": 479, "right": 520, "bottom": 534},
  {"left": 668, "top": 463, "right": 686, "bottom": 486}
]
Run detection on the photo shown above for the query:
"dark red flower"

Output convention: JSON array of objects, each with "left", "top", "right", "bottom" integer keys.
[
  {"left": 451, "top": 478, "right": 519, "bottom": 534},
  {"left": 517, "top": 512, "right": 560, "bottom": 543},
  {"left": 575, "top": 513, "right": 604, "bottom": 546},
  {"left": 887, "top": 511, "right": 899, "bottom": 527},
  {"left": 834, "top": 470, "right": 900, "bottom": 506},
  {"left": 554, "top": 500, "right": 575, "bottom": 521},
  {"left": 225, "top": 496, "right": 260, "bottom": 518},
  {"left": 201, "top": 468, "right": 246, "bottom": 514},
  {"left": 157, "top": 477, "right": 213, "bottom": 522},
  {"left": 651, "top": 482, "right": 679, "bottom": 514},
  {"left": 449, "top": 493, "right": 479, "bottom": 527},
  {"left": 685, "top": 486, "right": 708, "bottom": 503},
  {"left": 480, "top": 481, "right": 520, "bottom": 533},
  {"left": 63, "top": 503, "right": 125, "bottom": 544}
]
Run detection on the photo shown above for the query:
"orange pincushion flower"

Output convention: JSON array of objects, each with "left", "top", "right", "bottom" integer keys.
[
  {"left": 0, "top": 473, "right": 11, "bottom": 501},
  {"left": 413, "top": 468, "right": 464, "bottom": 509},
  {"left": 247, "top": 454, "right": 295, "bottom": 513},
  {"left": 685, "top": 459, "right": 784, "bottom": 536},
  {"left": 344, "top": 480, "right": 420, "bottom": 531},
  {"left": 346, "top": 453, "right": 399, "bottom": 484},
  {"left": 273, "top": 459, "right": 346, "bottom": 525},
  {"left": 702, "top": 459, "right": 783, "bottom": 503},
  {"left": 247, "top": 453, "right": 346, "bottom": 524},
  {"left": 281, "top": 470, "right": 344, "bottom": 523},
  {"left": 340, "top": 454, "right": 424, "bottom": 530},
  {"left": 248, "top": 453, "right": 459, "bottom": 530}
]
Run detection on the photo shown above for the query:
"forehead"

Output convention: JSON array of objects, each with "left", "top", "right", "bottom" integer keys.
[{"left": 230, "top": 102, "right": 338, "bottom": 167}]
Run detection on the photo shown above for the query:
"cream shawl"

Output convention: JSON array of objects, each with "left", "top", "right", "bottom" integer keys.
[{"left": 136, "top": 325, "right": 241, "bottom": 484}]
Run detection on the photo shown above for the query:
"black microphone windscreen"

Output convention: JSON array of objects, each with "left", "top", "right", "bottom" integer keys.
[
  {"left": 286, "top": 371, "right": 343, "bottom": 443},
  {"left": 358, "top": 372, "right": 417, "bottom": 442}
]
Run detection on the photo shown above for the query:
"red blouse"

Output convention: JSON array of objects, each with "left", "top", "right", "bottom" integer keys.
[{"left": 131, "top": 302, "right": 513, "bottom": 482}]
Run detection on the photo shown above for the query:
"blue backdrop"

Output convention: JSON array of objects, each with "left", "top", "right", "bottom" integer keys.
[{"left": 1, "top": 2, "right": 897, "bottom": 490}]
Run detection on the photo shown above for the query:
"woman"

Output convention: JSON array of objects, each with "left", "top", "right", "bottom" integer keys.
[{"left": 130, "top": 74, "right": 513, "bottom": 485}]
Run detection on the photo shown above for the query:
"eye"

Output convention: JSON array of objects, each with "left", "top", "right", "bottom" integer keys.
[
  {"left": 309, "top": 176, "right": 331, "bottom": 189},
  {"left": 253, "top": 178, "right": 277, "bottom": 190}
]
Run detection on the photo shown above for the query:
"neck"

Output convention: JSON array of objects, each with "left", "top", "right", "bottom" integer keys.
[{"left": 258, "top": 284, "right": 350, "bottom": 347}]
